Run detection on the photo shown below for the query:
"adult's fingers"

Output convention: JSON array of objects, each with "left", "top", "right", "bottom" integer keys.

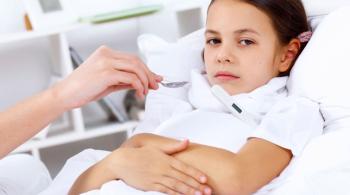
[
  {"left": 92, "top": 85, "right": 132, "bottom": 101},
  {"left": 108, "top": 50, "right": 159, "bottom": 90},
  {"left": 152, "top": 72, "right": 163, "bottom": 83},
  {"left": 110, "top": 58, "right": 150, "bottom": 95},
  {"left": 106, "top": 71, "right": 145, "bottom": 98},
  {"left": 97, "top": 47, "right": 153, "bottom": 92}
]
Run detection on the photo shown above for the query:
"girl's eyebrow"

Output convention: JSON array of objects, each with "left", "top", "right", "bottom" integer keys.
[
  {"left": 205, "top": 29, "right": 219, "bottom": 35},
  {"left": 205, "top": 28, "right": 260, "bottom": 36},
  {"left": 234, "top": 28, "right": 260, "bottom": 36}
]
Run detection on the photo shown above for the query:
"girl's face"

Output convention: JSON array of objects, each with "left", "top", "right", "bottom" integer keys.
[{"left": 204, "top": 0, "right": 291, "bottom": 95}]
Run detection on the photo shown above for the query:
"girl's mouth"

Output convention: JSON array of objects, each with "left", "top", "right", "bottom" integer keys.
[{"left": 214, "top": 71, "right": 240, "bottom": 81}]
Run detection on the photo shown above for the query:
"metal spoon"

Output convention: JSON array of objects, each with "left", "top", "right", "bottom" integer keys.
[{"left": 160, "top": 81, "right": 189, "bottom": 88}]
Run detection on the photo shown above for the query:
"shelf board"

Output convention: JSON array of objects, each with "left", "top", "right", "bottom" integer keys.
[
  {"left": 169, "top": 0, "right": 208, "bottom": 12},
  {"left": 13, "top": 121, "right": 138, "bottom": 153},
  {"left": 0, "top": 24, "right": 85, "bottom": 44},
  {"left": 0, "top": 2, "right": 206, "bottom": 45}
]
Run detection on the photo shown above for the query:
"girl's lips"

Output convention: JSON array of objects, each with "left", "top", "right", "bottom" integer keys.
[{"left": 214, "top": 71, "right": 240, "bottom": 81}]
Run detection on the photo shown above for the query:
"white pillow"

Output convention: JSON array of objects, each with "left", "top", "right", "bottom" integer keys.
[
  {"left": 302, "top": 0, "right": 350, "bottom": 29},
  {"left": 138, "top": 30, "right": 204, "bottom": 83},
  {"left": 138, "top": 7, "right": 350, "bottom": 133},
  {"left": 287, "top": 7, "right": 350, "bottom": 133},
  {"left": 136, "top": 30, "right": 205, "bottom": 132},
  {"left": 303, "top": 0, "right": 350, "bottom": 16},
  {"left": 270, "top": 127, "right": 350, "bottom": 195}
]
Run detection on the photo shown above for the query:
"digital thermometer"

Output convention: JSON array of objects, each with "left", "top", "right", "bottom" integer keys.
[{"left": 211, "top": 85, "right": 258, "bottom": 127}]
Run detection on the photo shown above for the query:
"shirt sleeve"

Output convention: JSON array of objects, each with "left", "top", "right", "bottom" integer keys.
[{"left": 249, "top": 96, "right": 324, "bottom": 156}]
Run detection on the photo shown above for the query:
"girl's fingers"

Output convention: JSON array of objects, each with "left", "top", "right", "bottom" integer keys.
[
  {"left": 170, "top": 159, "right": 208, "bottom": 185},
  {"left": 161, "top": 139, "right": 190, "bottom": 155},
  {"left": 151, "top": 183, "right": 178, "bottom": 195},
  {"left": 159, "top": 176, "right": 198, "bottom": 195},
  {"left": 166, "top": 168, "right": 207, "bottom": 194}
]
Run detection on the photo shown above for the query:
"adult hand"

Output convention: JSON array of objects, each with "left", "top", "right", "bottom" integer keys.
[
  {"left": 103, "top": 146, "right": 212, "bottom": 195},
  {"left": 0, "top": 46, "right": 162, "bottom": 158},
  {"left": 51, "top": 46, "right": 162, "bottom": 110}
]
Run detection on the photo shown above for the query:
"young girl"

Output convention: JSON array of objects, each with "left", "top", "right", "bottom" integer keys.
[{"left": 41, "top": 0, "right": 323, "bottom": 194}]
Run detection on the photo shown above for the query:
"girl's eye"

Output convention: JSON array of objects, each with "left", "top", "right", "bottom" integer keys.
[
  {"left": 239, "top": 39, "right": 254, "bottom": 46},
  {"left": 206, "top": 38, "right": 221, "bottom": 45}
]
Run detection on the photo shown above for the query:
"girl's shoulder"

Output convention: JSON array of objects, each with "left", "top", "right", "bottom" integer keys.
[
  {"left": 255, "top": 96, "right": 324, "bottom": 156},
  {"left": 278, "top": 95, "right": 319, "bottom": 110}
]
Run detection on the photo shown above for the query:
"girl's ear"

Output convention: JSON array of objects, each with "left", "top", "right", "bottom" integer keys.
[{"left": 279, "top": 38, "right": 301, "bottom": 72}]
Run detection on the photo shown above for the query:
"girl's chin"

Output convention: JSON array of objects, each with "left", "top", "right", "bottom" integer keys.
[
  {"left": 214, "top": 84, "right": 242, "bottom": 96},
  {"left": 208, "top": 80, "right": 248, "bottom": 95}
]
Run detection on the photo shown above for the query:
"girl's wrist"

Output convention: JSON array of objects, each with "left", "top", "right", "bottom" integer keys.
[
  {"left": 69, "top": 155, "right": 121, "bottom": 195},
  {"left": 121, "top": 134, "right": 145, "bottom": 148},
  {"left": 101, "top": 149, "right": 127, "bottom": 181}
]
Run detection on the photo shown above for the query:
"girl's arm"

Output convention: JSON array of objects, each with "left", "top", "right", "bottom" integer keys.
[
  {"left": 70, "top": 133, "right": 291, "bottom": 195},
  {"left": 174, "top": 138, "right": 291, "bottom": 195},
  {"left": 69, "top": 142, "right": 212, "bottom": 195},
  {"left": 127, "top": 133, "right": 292, "bottom": 195}
]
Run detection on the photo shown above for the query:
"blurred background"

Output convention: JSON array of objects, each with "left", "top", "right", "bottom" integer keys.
[{"left": 0, "top": 0, "right": 210, "bottom": 177}]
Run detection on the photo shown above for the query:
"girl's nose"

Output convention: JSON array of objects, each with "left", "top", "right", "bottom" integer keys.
[
  {"left": 216, "top": 46, "right": 234, "bottom": 64},
  {"left": 217, "top": 55, "right": 232, "bottom": 64}
]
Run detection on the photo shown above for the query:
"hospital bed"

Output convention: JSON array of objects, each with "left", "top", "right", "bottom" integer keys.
[
  {"left": 136, "top": 1, "right": 350, "bottom": 194},
  {"left": 40, "top": 1, "right": 350, "bottom": 194}
]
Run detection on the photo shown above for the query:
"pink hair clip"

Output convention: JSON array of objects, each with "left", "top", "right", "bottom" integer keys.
[{"left": 298, "top": 31, "right": 312, "bottom": 43}]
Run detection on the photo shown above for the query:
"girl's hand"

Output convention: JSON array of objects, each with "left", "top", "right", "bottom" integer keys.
[
  {"left": 122, "top": 133, "right": 191, "bottom": 154},
  {"left": 105, "top": 146, "right": 212, "bottom": 195}
]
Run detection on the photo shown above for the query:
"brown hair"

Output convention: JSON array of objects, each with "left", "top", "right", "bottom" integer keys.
[{"left": 208, "top": 0, "right": 310, "bottom": 75}]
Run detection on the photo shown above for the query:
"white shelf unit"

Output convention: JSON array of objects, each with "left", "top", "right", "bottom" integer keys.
[
  {"left": 14, "top": 122, "right": 138, "bottom": 158},
  {"left": 0, "top": 24, "right": 83, "bottom": 44},
  {"left": 138, "top": 0, "right": 210, "bottom": 41},
  {"left": 1, "top": 0, "right": 210, "bottom": 176}
]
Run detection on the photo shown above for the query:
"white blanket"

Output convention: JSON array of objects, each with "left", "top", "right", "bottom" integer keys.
[
  {"left": 53, "top": 124, "right": 350, "bottom": 195},
  {"left": 271, "top": 128, "right": 350, "bottom": 195},
  {"left": 41, "top": 129, "right": 350, "bottom": 195}
]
